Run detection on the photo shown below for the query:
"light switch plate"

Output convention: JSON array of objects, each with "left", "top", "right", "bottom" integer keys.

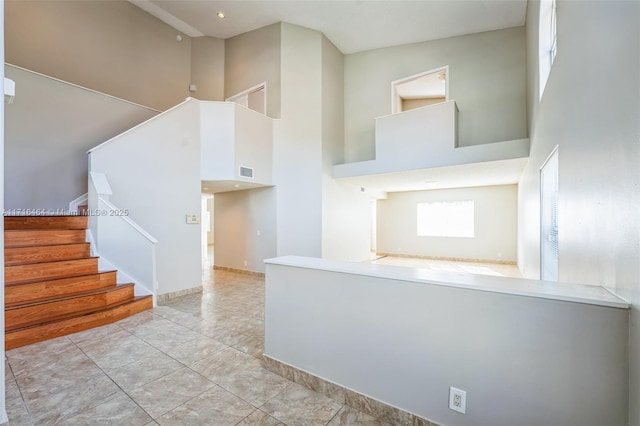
[{"left": 186, "top": 214, "right": 200, "bottom": 224}]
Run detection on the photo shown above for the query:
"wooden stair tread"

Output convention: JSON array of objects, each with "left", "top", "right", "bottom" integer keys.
[
  {"left": 5, "top": 257, "right": 100, "bottom": 285},
  {"left": 5, "top": 216, "right": 88, "bottom": 230},
  {"left": 5, "top": 229, "right": 87, "bottom": 247},
  {"left": 6, "top": 243, "right": 91, "bottom": 266},
  {"left": 5, "top": 242, "right": 91, "bottom": 248},
  {"left": 5, "top": 283, "right": 134, "bottom": 311},
  {"left": 8, "top": 296, "right": 152, "bottom": 331},
  {"left": 4, "top": 215, "right": 153, "bottom": 349},
  {"left": 5, "top": 296, "right": 153, "bottom": 350},
  {"left": 6, "top": 284, "right": 136, "bottom": 331},
  {"left": 5, "top": 270, "right": 117, "bottom": 287},
  {"left": 5, "top": 271, "right": 118, "bottom": 308}
]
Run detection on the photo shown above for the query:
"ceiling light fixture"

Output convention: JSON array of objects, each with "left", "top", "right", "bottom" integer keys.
[{"left": 216, "top": 11, "right": 225, "bottom": 19}]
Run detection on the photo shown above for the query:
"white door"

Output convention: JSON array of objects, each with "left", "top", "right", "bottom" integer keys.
[{"left": 540, "top": 147, "right": 559, "bottom": 281}]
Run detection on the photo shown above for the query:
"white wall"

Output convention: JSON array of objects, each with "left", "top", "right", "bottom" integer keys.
[
  {"left": 6, "top": 0, "right": 191, "bottom": 111},
  {"left": 89, "top": 100, "right": 201, "bottom": 296},
  {"left": 337, "top": 100, "right": 528, "bottom": 178},
  {"left": 217, "top": 23, "right": 372, "bottom": 265},
  {"left": 233, "top": 105, "right": 273, "bottom": 184},
  {"left": 190, "top": 36, "right": 225, "bottom": 102},
  {"left": 213, "top": 187, "right": 277, "bottom": 274},
  {"left": 344, "top": 27, "right": 526, "bottom": 162},
  {"left": 378, "top": 185, "right": 517, "bottom": 262},
  {"left": 265, "top": 259, "right": 629, "bottom": 426},
  {"left": 321, "top": 35, "right": 372, "bottom": 262},
  {"left": 200, "top": 102, "right": 273, "bottom": 185},
  {"left": 200, "top": 102, "right": 234, "bottom": 180},
  {"left": 274, "top": 23, "right": 323, "bottom": 258},
  {"left": 4, "top": 65, "right": 157, "bottom": 210},
  {"left": 224, "top": 23, "right": 281, "bottom": 119},
  {"left": 375, "top": 101, "right": 457, "bottom": 165},
  {"left": 520, "top": 1, "right": 639, "bottom": 423},
  {"left": 321, "top": 179, "right": 372, "bottom": 262}
]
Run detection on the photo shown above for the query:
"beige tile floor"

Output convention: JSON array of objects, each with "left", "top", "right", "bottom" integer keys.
[
  {"left": 4, "top": 251, "right": 391, "bottom": 425},
  {"left": 369, "top": 255, "right": 522, "bottom": 278}
]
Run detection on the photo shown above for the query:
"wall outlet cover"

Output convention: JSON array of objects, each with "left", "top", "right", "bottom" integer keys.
[{"left": 449, "top": 386, "right": 466, "bottom": 414}]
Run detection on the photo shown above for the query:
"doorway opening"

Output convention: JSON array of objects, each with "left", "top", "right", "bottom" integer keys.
[
  {"left": 370, "top": 200, "right": 377, "bottom": 256},
  {"left": 226, "top": 82, "right": 266, "bottom": 115},
  {"left": 201, "top": 194, "right": 215, "bottom": 274},
  {"left": 391, "top": 66, "right": 448, "bottom": 113}
]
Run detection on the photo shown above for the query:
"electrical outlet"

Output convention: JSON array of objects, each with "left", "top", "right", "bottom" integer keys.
[
  {"left": 243, "top": 260, "right": 248, "bottom": 266},
  {"left": 449, "top": 387, "right": 466, "bottom": 414}
]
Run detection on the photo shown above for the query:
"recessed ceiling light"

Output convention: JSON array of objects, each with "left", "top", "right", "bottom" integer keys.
[
  {"left": 203, "top": 187, "right": 209, "bottom": 190},
  {"left": 216, "top": 11, "right": 225, "bottom": 19},
  {"left": 233, "top": 184, "right": 240, "bottom": 188}
]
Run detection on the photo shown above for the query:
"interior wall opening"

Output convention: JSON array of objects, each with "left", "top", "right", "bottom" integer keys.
[
  {"left": 226, "top": 82, "right": 266, "bottom": 115},
  {"left": 391, "top": 66, "right": 448, "bottom": 114},
  {"left": 201, "top": 193, "right": 215, "bottom": 272},
  {"left": 372, "top": 184, "right": 520, "bottom": 278}
]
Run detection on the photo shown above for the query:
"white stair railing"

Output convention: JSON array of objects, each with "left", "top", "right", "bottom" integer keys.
[
  {"left": 68, "top": 192, "right": 88, "bottom": 214},
  {"left": 88, "top": 172, "right": 158, "bottom": 304}
]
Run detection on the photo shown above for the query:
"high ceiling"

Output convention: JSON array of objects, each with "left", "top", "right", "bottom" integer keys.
[
  {"left": 131, "top": 0, "right": 529, "bottom": 194},
  {"left": 131, "top": 0, "right": 527, "bottom": 54}
]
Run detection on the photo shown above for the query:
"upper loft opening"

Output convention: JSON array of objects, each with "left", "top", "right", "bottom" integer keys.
[
  {"left": 392, "top": 66, "right": 448, "bottom": 113},
  {"left": 226, "top": 82, "right": 267, "bottom": 115}
]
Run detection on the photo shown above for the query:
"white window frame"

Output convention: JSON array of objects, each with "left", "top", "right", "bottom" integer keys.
[
  {"left": 417, "top": 200, "right": 475, "bottom": 238},
  {"left": 550, "top": 0, "right": 557, "bottom": 65},
  {"left": 539, "top": 0, "right": 558, "bottom": 100}
]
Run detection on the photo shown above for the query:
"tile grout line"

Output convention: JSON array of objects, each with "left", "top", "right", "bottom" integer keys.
[
  {"left": 70, "top": 333, "right": 157, "bottom": 424},
  {"left": 110, "top": 310, "right": 269, "bottom": 421},
  {"left": 5, "top": 359, "right": 36, "bottom": 425}
]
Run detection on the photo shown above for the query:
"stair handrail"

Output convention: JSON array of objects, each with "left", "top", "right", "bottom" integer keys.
[
  {"left": 88, "top": 172, "right": 158, "bottom": 304},
  {"left": 68, "top": 192, "right": 88, "bottom": 214},
  {"left": 6, "top": 63, "right": 161, "bottom": 114},
  {"left": 96, "top": 198, "right": 158, "bottom": 244}
]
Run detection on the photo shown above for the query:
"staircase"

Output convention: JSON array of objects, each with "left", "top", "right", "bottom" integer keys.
[{"left": 4, "top": 216, "right": 153, "bottom": 349}]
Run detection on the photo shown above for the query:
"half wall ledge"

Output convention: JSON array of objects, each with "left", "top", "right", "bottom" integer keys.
[{"left": 264, "top": 256, "right": 629, "bottom": 426}]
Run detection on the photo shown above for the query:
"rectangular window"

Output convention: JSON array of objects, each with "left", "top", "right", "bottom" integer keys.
[
  {"left": 417, "top": 200, "right": 474, "bottom": 238},
  {"left": 550, "top": 0, "right": 557, "bottom": 65}
]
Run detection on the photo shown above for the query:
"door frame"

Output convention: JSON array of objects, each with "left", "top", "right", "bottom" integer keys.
[
  {"left": 390, "top": 65, "right": 449, "bottom": 114},
  {"left": 539, "top": 145, "right": 559, "bottom": 281}
]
